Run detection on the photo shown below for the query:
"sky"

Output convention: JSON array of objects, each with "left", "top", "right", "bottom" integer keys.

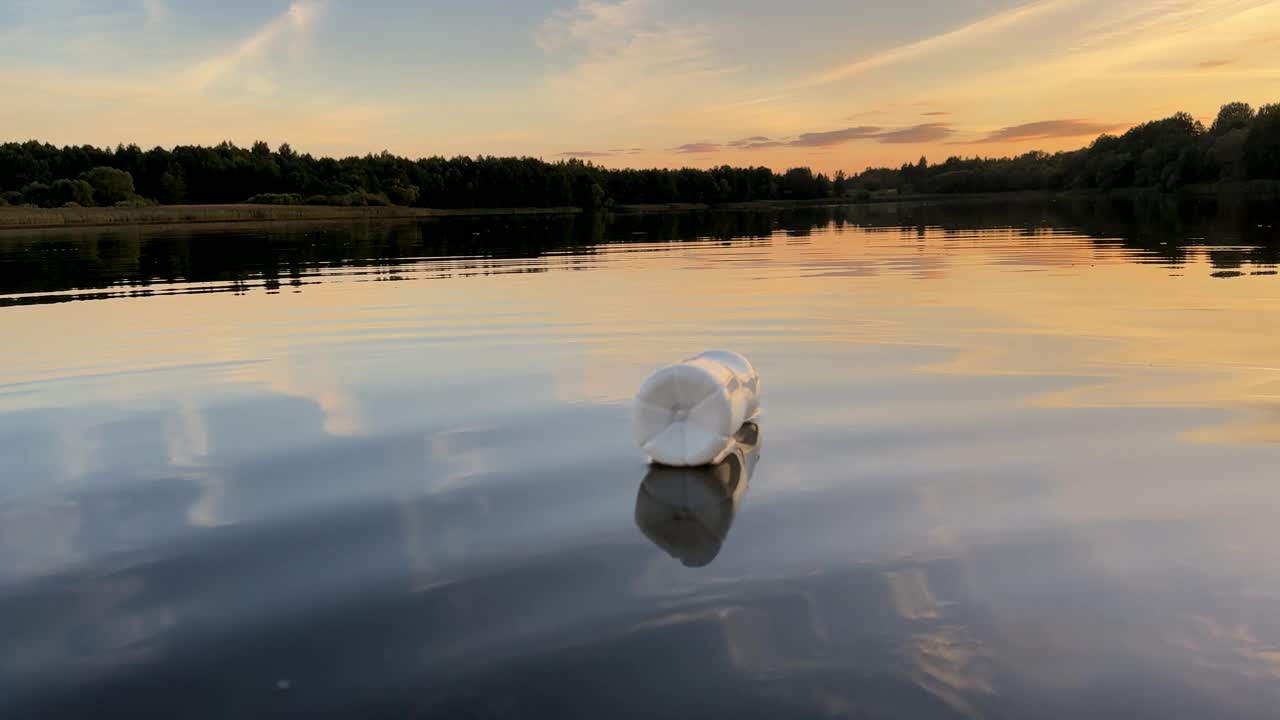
[{"left": 1, "top": 0, "right": 1278, "bottom": 172}]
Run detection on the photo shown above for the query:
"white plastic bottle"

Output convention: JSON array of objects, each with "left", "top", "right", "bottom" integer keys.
[{"left": 631, "top": 350, "right": 761, "bottom": 466}]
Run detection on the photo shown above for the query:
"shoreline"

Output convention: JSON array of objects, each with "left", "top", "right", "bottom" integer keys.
[
  {"left": 3, "top": 185, "right": 1275, "bottom": 232},
  {"left": 0, "top": 205, "right": 582, "bottom": 232},
  {"left": 0, "top": 194, "right": 1053, "bottom": 231}
]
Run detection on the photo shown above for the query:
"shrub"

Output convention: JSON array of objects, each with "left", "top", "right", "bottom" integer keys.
[
  {"left": 21, "top": 182, "right": 52, "bottom": 207},
  {"left": 385, "top": 183, "right": 419, "bottom": 206},
  {"left": 301, "top": 192, "right": 393, "bottom": 206},
  {"left": 114, "top": 198, "right": 158, "bottom": 208},
  {"left": 245, "top": 193, "right": 304, "bottom": 205},
  {"left": 51, "top": 178, "right": 95, "bottom": 207},
  {"left": 80, "top": 167, "right": 136, "bottom": 205}
]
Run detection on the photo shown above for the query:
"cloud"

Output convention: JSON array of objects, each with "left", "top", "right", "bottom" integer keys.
[
  {"left": 671, "top": 142, "right": 720, "bottom": 154},
  {"left": 1198, "top": 58, "right": 1234, "bottom": 69},
  {"left": 801, "top": 0, "right": 1084, "bottom": 87},
  {"left": 875, "top": 122, "right": 955, "bottom": 143},
  {"left": 184, "top": 1, "right": 325, "bottom": 91},
  {"left": 968, "top": 118, "right": 1121, "bottom": 143},
  {"left": 685, "top": 122, "right": 961, "bottom": 152},
  {"left": 847, "top": 106, "right": 900, "bottom": 119},
  {"left": 922, "top": 111, "right": 950, "bottom": 117},
  {"left": 790, "top": 126, "right": 884, "bottom": 147},
  {"left": 557, "top": 150, "right": 615, "bottom": 157},
  {"left": 939, "top": 0, "right": 1279, "bottom": 108},
  {"left": 1069, "top": 0, "right": 1255, "bottom": 54},
  {"left": 536, "top": 0, "right": 647, "bottom": 53},
  {"left": 537, "top": 0, "right": 736, "bottom": 116},
  {"left": 722, "top": 123, "right": 956, "bottom": 149}
]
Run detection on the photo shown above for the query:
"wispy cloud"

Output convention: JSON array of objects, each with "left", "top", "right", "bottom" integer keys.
[
  {"left": 537, "top": 0, "right": 646, "bottom": 53},
  {"left": 185, "top": 1, "right": 325, "bottom": 92},
  {"left": 922, "top": 111, "right": 950, "bottom": 117},
  {"left": 941, "top": 0, "right": 1279, "bottom": 106},
  {"left": 967, "top": 118, "right": 1122, "bottom": 144},
  {"left": 671, "top": 142, "right": 721, "bottom": 154},
  {"left": 1198, "top": 59, "right": 1234, "bottom": 69},
  {"left": 537, "top": 0, "right": 737, "bottom": 116},
  {"left": 687, "top": 122, "right": 958, "bottom": 153},
  {"left": 801, "top": 0, "right": 1084, "bottom": 87},
  {"left": 876, "top": 123, "right": 955, "bottom": 143},
  {"left": 1069, "top": 0, "right": 1263, "bottom": 53},
  {"left": 558, "top": 146, "right": 646, "bottom": 158},
  {"left": 790, "top": 126, "right": 883, "bottom": 147}
]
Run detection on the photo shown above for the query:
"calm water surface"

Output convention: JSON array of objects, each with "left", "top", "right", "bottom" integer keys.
[{"left": 2, "top": 201, "right": 1280, "bottom": 718}]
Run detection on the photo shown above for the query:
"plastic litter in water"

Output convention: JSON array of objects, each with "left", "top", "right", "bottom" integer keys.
[{"left": 632, "top": 350, "right": 761, "bottom": 467}]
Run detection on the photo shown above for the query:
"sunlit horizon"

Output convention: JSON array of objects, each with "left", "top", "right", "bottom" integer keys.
[{"left": 2, "top": 0, "right": 1279, "bottom": 172}]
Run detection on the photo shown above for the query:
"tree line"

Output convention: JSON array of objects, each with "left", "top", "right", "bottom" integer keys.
[
  {"left": 0, "top": 142, "right": 842, "bottom": 210},
  {"left": 1, "top": 101, "right": 1277, "bottom": 210},
  {"left": 852, "top": 102, "right": 1280, "bottom": 195}
]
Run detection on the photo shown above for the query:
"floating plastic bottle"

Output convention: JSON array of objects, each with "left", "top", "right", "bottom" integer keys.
[{"left": 631, "top": 350, "right": 761, "bottom": 467}]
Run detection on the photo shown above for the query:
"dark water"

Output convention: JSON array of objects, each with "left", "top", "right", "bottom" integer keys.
[{"left": 2, "top": 199, "right": 1280, "bottom": 718}]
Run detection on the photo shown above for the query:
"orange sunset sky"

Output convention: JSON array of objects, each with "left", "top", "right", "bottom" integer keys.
[{"left": 2, "top": 0, "right": 1278, "bottom": 172}]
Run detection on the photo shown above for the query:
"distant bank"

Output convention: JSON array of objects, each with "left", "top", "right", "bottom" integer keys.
[
  {"left": 0, "top": 196, "right": 1006, "bottom": 230},
  {"left": 0, "top": 204, "right": 582, "bottom": 231},
  {"left": 3, "top": 184, "right": 1277, "bottom": 231}
]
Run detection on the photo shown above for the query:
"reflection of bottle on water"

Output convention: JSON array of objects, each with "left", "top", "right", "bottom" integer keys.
[
  {"left": 634, "top": 423, "right": 761, "bottom": 568},
  {"left": 632, "top": 351, "right": 761, "bottom": 467}
]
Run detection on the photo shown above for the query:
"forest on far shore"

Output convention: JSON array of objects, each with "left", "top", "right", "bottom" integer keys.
[{"left": 1, "top": 101, "right": 1277, "bottom": 211}]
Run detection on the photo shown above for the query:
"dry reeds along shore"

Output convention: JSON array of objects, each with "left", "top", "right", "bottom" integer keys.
[{"left": 0, "top": 205, "right": 582, "bottom": 230}]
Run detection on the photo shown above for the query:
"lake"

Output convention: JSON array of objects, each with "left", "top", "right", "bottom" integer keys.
[{"left": 2, "top": 198, "right": 1280, "bottom": 718}]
